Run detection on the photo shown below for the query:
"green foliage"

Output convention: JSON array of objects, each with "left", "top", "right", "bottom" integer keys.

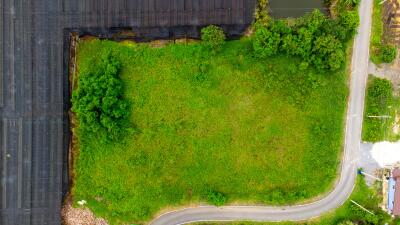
[
  {"left": 381, "top": 44, "right": 397, "bottom": 63},
  {"left": 363, "top": 76, "right": 393, "bottom": 142},
  {"left": 201, "top": 25, "right": 226, "bottom": 52},
  {"left": 338, "top": 11, "right": 360, "bottom": 41},
  {"left": 74, "top": 39, "right": 348, "bottom": 224},
  {"left": 72, "top": 50, "right": 129, "bottom": 142},
  {"left": 206, "top": 190, "right": 227, "bottom": 206},
  {"left": 340, "top": 0, "right": 360, "bottom": 7},
  {"left": 253, "top": 9, "right": 357, "bottom": 71},
  {"left": 253, "top": 26, "right": 281, "bottom": 58},
  {"left": 311, "top": 35, "right": 345, "bottom": 71}
]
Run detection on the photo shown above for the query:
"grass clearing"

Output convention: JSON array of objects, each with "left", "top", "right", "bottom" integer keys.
[
  {"left": 370, "top": 0, "right": 384, "bottom": 64},
  {"left": 72, "top": 38, "right": 349, "bottom": 224},
  {"left": 362, "top": 76, "right": 400, "bottom": 142}
]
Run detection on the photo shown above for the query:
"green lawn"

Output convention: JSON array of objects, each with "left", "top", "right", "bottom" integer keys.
[
  {"left": 370, "top": 0, "right": 384, "bottom": 64},
  {"left": 362, "top": 76, "right": 400, "bottom": 142},
  {"left": 72, "top": 39, "right": 348, "bottom": 224}
]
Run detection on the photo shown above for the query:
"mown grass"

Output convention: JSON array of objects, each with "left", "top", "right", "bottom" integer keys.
[
  {"left": 193, "top": 176, "right": 393, "bottom": 225},
  {"left": 370, "top": 0, "right": 384, "bottom": 64},
  {"left": 362, "top": 76, "right": 400, "bottom": 142},
  {"left": 73, "top": 39, "right": 349, "bottom": 224}
]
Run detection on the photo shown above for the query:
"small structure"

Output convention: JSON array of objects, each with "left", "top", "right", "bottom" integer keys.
[{"left": 386, "top": 168, "right": 400, "bottom": 216}]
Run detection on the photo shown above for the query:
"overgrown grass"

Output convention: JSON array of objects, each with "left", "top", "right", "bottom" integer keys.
[
  {"left": 370, "top": 0, "right": 384, "bottom": 64},
  {"left": 73, "top": 39, "right": 349, "bottom": 224},
  {"left": 192, "top": 176, "right": 393, "bottom": 225},
  {"left": 362, "top": 76, "right": 400, "bottom": 142}
]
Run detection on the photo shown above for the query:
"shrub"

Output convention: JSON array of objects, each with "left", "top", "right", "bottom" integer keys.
[
  {"left": 201, "top": 25, "right": 226, "bottom": 52},
  {"left": 311, "top": 35, "right": 345, "bottom": 71},
  {"left": 380, "top": 44, "right": 397, "bottom": 63},
  {"left": 253, "top": 26, "right": 281, "bottom": 58},
  {"left": 338, "top": 11, "right": 360, "bottom": 41},
  {"left": 206, "top": 190, "right": 227, "bottom": 206},
  {"left": 72, "top": 50, "right": 129, "bottom": 141}
]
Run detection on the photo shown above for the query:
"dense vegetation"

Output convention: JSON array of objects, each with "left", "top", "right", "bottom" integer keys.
[
  {"left": 73, "top": 35, "right": 349, "bottom": 223},
  {"left": 370, "top": 0, "right": 397, "bottom": 64},
  {"left": 72, "top": 51, "right": 130, "bottom": 142},
  {"left": 71, "top": 6, "right": 360, "bottom": 224},
  {"left": 363, "top": 76, "right": 400, "bottom": 142},
  {"left": 194, "top": 176, "right": 394, "bottom": 225},
  {"left": 253, "top": 9, "right": 359, "bottom": 70}
]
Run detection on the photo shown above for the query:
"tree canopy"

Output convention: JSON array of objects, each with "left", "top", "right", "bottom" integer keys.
[
  {"left": 72, "top": 50, "right": 130, "bottom": 141},
  {"left": 253, "top": 9, "right": 359, "bottom": 71}
]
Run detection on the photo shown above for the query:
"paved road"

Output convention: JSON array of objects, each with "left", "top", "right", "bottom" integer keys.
[{"left": 150, "top": 0, "right": 373, "bottom": 224}]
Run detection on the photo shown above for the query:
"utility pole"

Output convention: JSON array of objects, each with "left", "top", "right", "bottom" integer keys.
[
  {"left": 350, "top": 200, "right": 374, "bottom": 215},
  {"left": 359, "top": 171, "right": 384, "bottom": 182}
]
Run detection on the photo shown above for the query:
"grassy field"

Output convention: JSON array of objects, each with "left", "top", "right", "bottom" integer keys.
[
  {"left": 72, "top": 38, "right": 349, "bottom": 224},
  {"left": 362, "top": 76, "right": 400, "bottom": 142},
  {"left": 370, "top": 0, "right": 384, "bottom": 64},
  {"left": 192, "top": 176, "right": 393, "bottom": 225}
]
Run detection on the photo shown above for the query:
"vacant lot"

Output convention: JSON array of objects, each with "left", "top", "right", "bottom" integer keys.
[
  {"left": 363, "top": 76, "right": 400, "bottom": 142},
  {"left": 72, "top": 38, "right": 348, "bottom": 224}
]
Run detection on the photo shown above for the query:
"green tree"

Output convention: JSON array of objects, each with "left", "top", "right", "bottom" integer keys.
[
  {"left": 295, "top": 27, "right": 314, "bottom": 59},
  {"left": 296, "top": 9, "right": 327, "bottom": 34},
  {"left": 380, "top": 44, "right": 397, "bottom": 63},
  {"left": 253, "top": 26, "right": 281, "bottom": 58},
  {"left": 338, "top": 10, "right": 360, "bottom": 41},
  {"left": 201, "top": 25, "right": 226, "bottom": 52},
  {"left": 311, "top": 35, "right": 345, "bottom": 71},
  {"left": 72, "top": 51, "right": 129, "bottom": 141}
]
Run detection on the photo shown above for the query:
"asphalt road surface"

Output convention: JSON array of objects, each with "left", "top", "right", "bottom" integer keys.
[{"left": 150, "top": 0, "right": 373, "bottom": 224}]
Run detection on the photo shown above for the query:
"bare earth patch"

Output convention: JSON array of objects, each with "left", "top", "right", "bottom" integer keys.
[{"left": 62, "top": 200, "right": 109, "bottom": 225}]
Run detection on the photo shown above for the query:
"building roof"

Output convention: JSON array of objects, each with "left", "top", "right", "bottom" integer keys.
[
  {"left": 389, "top": 178, "right": 396, "bottom": 212},
  {"left": 0, "top": 1, "right": 257, "bottom": 224},
  {"left": 394, "top": 168, "right": 400, "bottom": 179}
]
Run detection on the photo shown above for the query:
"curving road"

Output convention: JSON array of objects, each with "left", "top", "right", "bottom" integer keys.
[{"left": 150, "top": 0, "right": 373, "bottom": 224}]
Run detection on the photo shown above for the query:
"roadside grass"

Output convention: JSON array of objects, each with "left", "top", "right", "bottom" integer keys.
[
  {"left": 362, "top": 76, "right": 400, "bottom": 142},
  {"left": 192, "top": 176, "right": 392, "bottom": 225},
  {"left": 370, "top": 0, "right": 384, "bottom": 64},
  {"left": 73, "top": 39, "right": 348, "bottom": 224}
]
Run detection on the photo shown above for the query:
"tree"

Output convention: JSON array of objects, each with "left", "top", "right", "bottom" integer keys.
[
  {"left": 295, "top": 27, "right": 314, "bottom": 59},
  {"left": 338, "top": 10, "right": 360, "bottom": 41},
  {"left": 281, "top": 33, "right": 298, "bottom": 55},
  {"left": 380, "top": 44, "right": 397, "bottom": 63},
  {"left": 311, "top": 35, "right": 345, "bottom": 71},
  {"left": 253, "top": 26, "right": 281, "bottom": 58},
  {"left": 296, "top": 9, "right": 327, "bottom": 34},
  {"left": 201, "top": 25, "right": 226, "bottom": 52},
  {"left": 72, "top": 50, "right": 129, "bottom": 141}
]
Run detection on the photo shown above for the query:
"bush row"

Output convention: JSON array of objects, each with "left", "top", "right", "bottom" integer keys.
[{"left": 253, "top": 9, "right": 359, "bottom": 71}]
